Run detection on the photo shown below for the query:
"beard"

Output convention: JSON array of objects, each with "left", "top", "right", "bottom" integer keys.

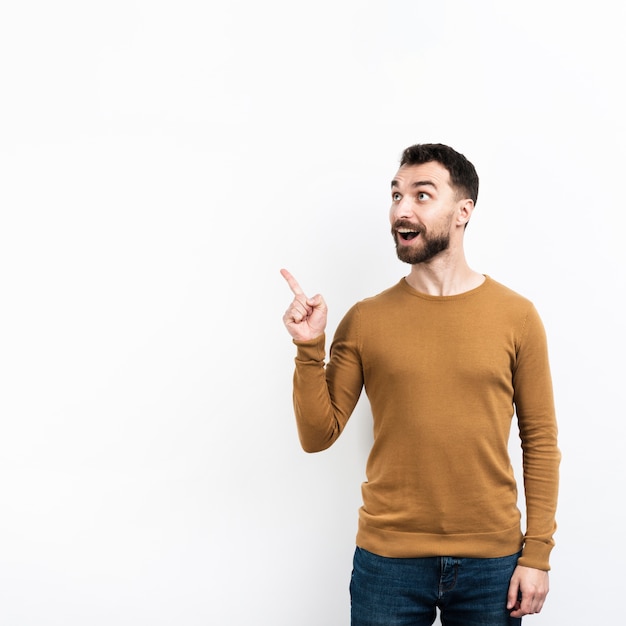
[{"left": 391, "top": 220, "right": 451, "bottom": 265}]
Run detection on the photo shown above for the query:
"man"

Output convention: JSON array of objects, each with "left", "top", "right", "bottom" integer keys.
[{"left": 281, "top": 143, "right": 560, "bottom": 625}]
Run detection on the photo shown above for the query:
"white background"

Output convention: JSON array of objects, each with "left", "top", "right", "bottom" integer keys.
[{"left": 1, "top": 1, "right": 624, "bottom": 624}]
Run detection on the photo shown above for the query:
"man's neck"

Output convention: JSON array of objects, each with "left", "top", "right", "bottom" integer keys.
[{"left": 404, "top": 258, "right": 484, "bottom": 296}]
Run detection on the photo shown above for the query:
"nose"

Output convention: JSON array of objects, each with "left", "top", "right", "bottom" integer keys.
[{"left": 390, "top": 195, "right": 413, "bottom": 221}]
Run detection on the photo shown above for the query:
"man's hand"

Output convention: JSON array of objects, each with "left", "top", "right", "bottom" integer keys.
[
  {"left": 507, "top": 565, "right": 549, "bottom": 618},
  {"left": 280, "top": 268, "right": 327, "bottom": 342}
]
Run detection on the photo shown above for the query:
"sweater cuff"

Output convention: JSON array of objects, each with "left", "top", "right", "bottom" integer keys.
[
  {"left": 517, "top": 540, "right": 553, "bottom": 571},
  {"left": 293, "top": 334, "right": 326, "bottom": 362}
]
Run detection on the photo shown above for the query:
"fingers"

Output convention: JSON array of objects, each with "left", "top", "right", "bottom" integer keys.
[
  {"left": 284, "top": 297, "right": 313, "bottom": 325},
  {"left": 506, "top": 579, "right": 521, "bottom": 616},
  {"left": 280, "top": 269, "right": 328, "bottom": 341},
  {"left": 507, "top": 567, "right": 549, "bottom": 618},
  {"left": 517, "top": 588, "right": 546, "bottom": 617},
  {"left": 510, "top": 599, "right": 545, "bottom": 617},
  {"left": 280, "top": 268, "right": 305, "bottom": 297},
  {"left": 280, "top": 268, "right": 310, "bottom": 322}
]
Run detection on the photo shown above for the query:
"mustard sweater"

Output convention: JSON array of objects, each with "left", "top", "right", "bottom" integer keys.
[{"left": 292, "top": 276, "right": 560, "bottom": 571}]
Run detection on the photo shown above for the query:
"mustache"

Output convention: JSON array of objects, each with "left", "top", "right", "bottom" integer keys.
[{"left": 391, "top": 219, "right": 424, "bottom": 232}]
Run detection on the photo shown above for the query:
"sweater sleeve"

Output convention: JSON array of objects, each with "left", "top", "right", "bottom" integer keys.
[
  {"left": 513, "top": 304, "right": 561, "bottom": 570},
  {"left": 292, "top": 305, "right": 364, "bottom": 453}
]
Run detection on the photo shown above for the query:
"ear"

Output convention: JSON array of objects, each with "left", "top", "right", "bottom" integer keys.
[{"left": 456, "top": 198, "right": 474, "bottom": 227}]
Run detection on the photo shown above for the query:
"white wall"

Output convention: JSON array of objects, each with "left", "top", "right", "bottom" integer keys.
[{"left": 1, "top": 1, "right": 623, "bottom": 624}]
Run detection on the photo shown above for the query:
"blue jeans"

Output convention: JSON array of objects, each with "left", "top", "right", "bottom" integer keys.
[{"left": 350, "top": 547, "right": 522, "bottom": 626}]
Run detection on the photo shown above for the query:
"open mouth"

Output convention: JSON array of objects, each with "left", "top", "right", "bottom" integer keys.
[{"left": 397, "top": 227, "right": 420, "bottom": 241}]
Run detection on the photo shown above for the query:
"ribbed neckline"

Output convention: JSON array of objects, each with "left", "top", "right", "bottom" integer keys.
[{"left": 398, "top": 275, "right": 491, "bottom": 301}]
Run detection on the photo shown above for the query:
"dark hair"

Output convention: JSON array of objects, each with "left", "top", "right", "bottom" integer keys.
[{"left": 400, "top": 143, "right": 479, "bottom": 205}]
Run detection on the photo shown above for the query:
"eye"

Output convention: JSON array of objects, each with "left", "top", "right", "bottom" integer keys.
[
  {"left": 417, "top": 192, "right": 430, "bottom": 201},
  {"left": 392, "top": 192, "right": 402, "bottom": 201}
]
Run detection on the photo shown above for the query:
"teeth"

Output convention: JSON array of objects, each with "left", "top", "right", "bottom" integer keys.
[{"left": 397, "top": 227, "right": 418, "bottom": 233}]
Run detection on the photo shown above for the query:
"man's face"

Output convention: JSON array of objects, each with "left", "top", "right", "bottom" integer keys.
[{"left": 389, "top": 161, "right": 461, "bottom": 265}]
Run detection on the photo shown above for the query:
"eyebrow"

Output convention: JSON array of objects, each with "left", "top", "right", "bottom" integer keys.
[{"left": 391, "top": 179, "right": 438, "bottom": 189}]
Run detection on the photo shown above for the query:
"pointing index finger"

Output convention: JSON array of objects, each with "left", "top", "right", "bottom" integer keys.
[{"left": 280, "top": 268, "right": 306, "bottom": 297}]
